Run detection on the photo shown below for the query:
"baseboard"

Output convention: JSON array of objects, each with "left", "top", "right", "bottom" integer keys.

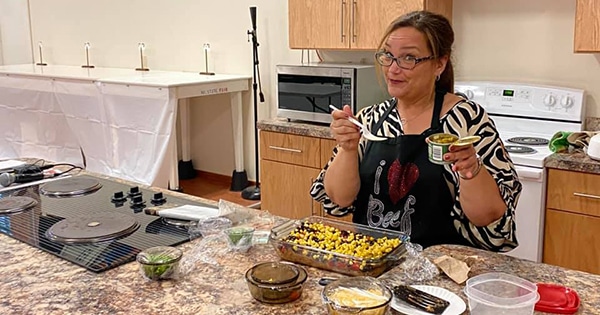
[{"left": 194, "top": 170, "right": 257, "bottom": 186}]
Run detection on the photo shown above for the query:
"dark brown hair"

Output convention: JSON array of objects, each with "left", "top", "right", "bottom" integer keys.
[{"left": 375, "top": 11, "right": 454, "bottom": 93}]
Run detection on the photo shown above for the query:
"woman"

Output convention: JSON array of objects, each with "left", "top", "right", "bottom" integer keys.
[{"left": 310, "top": 11, "right": 521, "bottom": 252}]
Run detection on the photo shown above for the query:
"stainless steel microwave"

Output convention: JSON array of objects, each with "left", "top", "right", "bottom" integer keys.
[{"left": 276, "top": 63, "right": 389, "bottom": 124}]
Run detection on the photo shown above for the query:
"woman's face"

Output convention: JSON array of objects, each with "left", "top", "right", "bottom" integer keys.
[{"left": 381, "top": 27, "right": 446, "bottom": 100}]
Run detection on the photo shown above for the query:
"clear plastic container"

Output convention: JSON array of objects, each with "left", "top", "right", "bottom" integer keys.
[
  {"left": 464, "top": 272, "right": 540, "bottom": 315},
  {"left": 224, "top": 226, "right": 255, "bottom": 252},
  {"left": 269, "top": 216, "right": 409, "bottom": 277}
]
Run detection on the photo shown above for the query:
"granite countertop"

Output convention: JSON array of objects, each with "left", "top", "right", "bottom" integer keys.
[
  {"left": 1, "top": 168, "right": 600, "bottom": 314},
  {"left": 545, "top": 151, "right": 600, "bottom": 175},
  {"left": 258, "top": 118, "right": 333, "bottom": 139}
]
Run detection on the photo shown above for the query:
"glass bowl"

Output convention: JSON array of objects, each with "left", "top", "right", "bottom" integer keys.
[
  {"left": 322, "top": 276, "right": 392, "bottom": 315},
  {"left": 136, "top": 246, "right": 182, "bottom": 281},
  {"left": 224, "top": 226, "right": 255, "bottom": 252},
  {"left": 245, "top": 261, "right": 307, "bottom": 304}
]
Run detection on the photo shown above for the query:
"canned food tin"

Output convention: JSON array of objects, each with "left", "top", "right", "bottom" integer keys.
[{"left": 427, "top": 133, "right": 459, "bottom": 165}]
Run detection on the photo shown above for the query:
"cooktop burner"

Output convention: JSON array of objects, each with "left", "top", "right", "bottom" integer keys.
[
  {"left": 0, "top": 174, "right": 218, "bottom": 272},
  {"left": 40, "top": 177, "right": 102, "bottom": 197},
  {"left": 507, "top": 137, "right": 549, "bottom": 146},
  {"left": 46, "top": 212, "right": 140, "bottom": 244},
  {"left": 505, "top": 145, "right": 537, "bottom": 154},
  {"left": 0, "top": 196, "right": 37, "bottom": 214}
]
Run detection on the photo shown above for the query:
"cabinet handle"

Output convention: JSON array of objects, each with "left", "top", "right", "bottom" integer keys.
[
  {"left": 268, "top": 145, "right": 302, "bottom": 153},
  {"left": 340, "top": 0, "right": 346, "bottom": 42},
  {"left": 573, "top": 192, "right": 600, "bottom": 200},
  {"left": 351, "top": 0, "right": 357, "bottom": 43}
]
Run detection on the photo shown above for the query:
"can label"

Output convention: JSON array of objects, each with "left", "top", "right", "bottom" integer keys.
[{"left": 427, "top": 133, "right": 458, "bottom": 165}]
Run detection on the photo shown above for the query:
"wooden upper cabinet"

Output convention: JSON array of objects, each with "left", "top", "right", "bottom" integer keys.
[
  {"left": 288, "top": 0, "right": 453, "bottom": 50},
  {"left": 575, "top": 0, "right": 600, "bottom": 52}
]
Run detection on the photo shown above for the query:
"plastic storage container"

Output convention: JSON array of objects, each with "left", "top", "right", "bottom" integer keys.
[
  {"left": 269, "top": 216, "right": 409, "bottom": 277},
  {"left": 464, "top": 272, "right": 540, "bottom": 315}
]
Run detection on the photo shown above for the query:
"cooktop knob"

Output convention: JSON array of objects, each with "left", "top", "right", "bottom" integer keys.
[
  {"left": 130, "top": 195, "right": 146, "bottom": 211},
  {"left": 128, "top": 186, "right": 142, "bottom": 198},
  {"left": 111, "top": 191, "right": 127, "bottom": 203},
  {"left": 465, "top": 89, "right": 474, "bottom": 100},
  {"left": 151, "top": 192, "right": 167, "bottom": 206}
]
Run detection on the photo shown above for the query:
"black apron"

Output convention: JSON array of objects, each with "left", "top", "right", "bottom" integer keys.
[{"left": 353, "top": 90, "right": 470, "bottom": 248}]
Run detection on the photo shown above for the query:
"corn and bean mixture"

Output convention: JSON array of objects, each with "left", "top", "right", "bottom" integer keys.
[{"left": 283, "top": 222, "right": 401, "bottom": 260}]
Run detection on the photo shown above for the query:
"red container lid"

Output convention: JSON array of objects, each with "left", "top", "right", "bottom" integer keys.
[{"left": 535, "top": 283, "right": 580, "bottom": 314}]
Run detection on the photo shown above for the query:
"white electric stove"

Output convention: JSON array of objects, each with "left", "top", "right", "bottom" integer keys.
[{"left": 455, "top": 81, "right": 585, "bottom": 262}]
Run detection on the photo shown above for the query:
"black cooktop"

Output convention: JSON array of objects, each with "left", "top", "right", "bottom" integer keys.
[{"left": 0, "top": 174, "right": 215, "bottom": 272}]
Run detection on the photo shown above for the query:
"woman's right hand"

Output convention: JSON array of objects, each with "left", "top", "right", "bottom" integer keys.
[{"left": 330, "top": 105, "right": 361, "bottom": 152}]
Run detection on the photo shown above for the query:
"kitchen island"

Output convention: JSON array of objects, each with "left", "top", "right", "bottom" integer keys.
[{"left": 1, "top": 173, "right": 600, "bottom": 314}]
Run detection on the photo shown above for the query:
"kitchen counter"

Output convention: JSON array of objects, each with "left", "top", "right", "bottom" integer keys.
[
  {"left": 1, "top": 171, "right": 600, "bottom": 314},
  {"left": 544, "top": 152, "right": 600, "bottom": 174},
  {"left": 258, "top": 118, "right": 333, "bottom": 139}
]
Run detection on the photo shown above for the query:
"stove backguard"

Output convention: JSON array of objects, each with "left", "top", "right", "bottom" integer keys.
[{"left": 0, "top": 175, "right": 216, "bottom": 272}]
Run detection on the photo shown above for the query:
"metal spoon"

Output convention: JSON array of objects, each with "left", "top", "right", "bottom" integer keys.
[{"left": 328, "top": 105, "right": 387, "bottom": 142}]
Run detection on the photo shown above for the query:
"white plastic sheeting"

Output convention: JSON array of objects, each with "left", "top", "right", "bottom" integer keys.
[
  {"left": 0, "top": 76, "right": 176, "bottom": 186},
  {"left": 0, "top": 75, "right": 83, "bottom": 166}
]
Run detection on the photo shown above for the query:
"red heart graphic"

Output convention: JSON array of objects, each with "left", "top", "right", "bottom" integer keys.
[{"left": 387, "top": 159, "right": 420, "bottom": 205}]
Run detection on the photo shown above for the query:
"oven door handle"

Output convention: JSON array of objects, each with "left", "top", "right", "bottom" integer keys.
[{"left": 513, "top": 165, "right": 543, "bottom": 182}]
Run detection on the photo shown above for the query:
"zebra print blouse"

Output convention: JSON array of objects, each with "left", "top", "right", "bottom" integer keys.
[{"left": 310, "top": 98, "right": 522, "bottom": 252}]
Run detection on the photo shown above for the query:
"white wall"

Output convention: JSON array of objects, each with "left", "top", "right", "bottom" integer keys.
[
  {"left": 1, "top": 0, "right": 599, "bottom": 179},
  {"left": 0, "top": 0, "right": 32, "bottom": 65}
]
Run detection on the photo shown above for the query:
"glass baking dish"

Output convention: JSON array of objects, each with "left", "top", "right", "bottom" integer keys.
[{"left": 269, "top": 216, "right": 409, "bottom": 277}]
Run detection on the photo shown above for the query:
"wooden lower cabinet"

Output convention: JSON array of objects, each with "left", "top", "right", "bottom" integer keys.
[
  {"left": 543, "top": 168, "right": 600, "bottom": 274},
  {"left": 543, "top": 209, "right": 600, "bottom": 274},
  {"left": 261, "top": 159, "right": 321, "bottom": 219},
  {"left": 260, "top": 130, "right": 356, "bottom": 223}
]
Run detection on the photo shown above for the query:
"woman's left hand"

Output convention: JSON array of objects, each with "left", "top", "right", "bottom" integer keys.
[{"left": 445, "top": 144, "right": 479, "bottom": 179}]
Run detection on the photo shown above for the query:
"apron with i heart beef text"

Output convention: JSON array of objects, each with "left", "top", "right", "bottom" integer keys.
[{"left": 353, "top": 91, "right": 470, "bottom": 248}]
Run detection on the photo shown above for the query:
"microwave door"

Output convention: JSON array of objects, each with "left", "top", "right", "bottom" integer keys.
[{"left": 279, "top": 82, "right": 342, "bottom": 114}]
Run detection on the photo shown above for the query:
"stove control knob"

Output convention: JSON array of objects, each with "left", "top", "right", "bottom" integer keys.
[
  {"left": 111, "top": 191, "right": 127, "bottom": 203},
  {"left": 151, "top": 192, "right": 167, "bottom": 206},
  {"left": 465, "top": 89, "right": 474, "bottom": 100},
  {"left": 130, "top": 195, "right": 146, "bottom": 210},
  {"left": 128, "top": 186, "right": 142, "bottom": 198},
  {"left": 560, "top": 96, "right": 574, "bottom": 109},
  {"left": 543, "top": 94, "right": 556, "bottom": 107}
]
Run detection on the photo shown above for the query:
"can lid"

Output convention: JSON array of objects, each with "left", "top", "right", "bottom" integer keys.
[{"left": 534, "top": 283, "right": 580, "bottom": 314}]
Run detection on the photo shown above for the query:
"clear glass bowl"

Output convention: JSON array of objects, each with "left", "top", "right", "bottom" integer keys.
[
  {"left": 322, "top": 276, "right": 392, "bottom": 315},
  {"left": 136, "top": 246, "right": 182, "bottom": 281},
  {"left": 224, "top": 226, "right": 255, "bottom": 252}
]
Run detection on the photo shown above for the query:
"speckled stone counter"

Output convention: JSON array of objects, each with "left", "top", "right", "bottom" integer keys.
[
  {"left": 258, "top": 118, "right": 333, "bottom": 139},
  {"left": 544, "top": 152, "right": 600, "bottom": 174},
  {"left": 1, "top": 168, "right": 600, "bottom": 314}
]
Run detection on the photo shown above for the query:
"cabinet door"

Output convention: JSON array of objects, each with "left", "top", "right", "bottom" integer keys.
[
  {"left": 543, "top": 209, "right": 600, "bottom": 274},
  {"left": 575, "top": 0, "right": 600, "bottom": 52},
  {"left": 261, "top": 159, "right": 322, "bottom": 219},
  {"left": 320, "top": 138, "right": 337, "bottom": 167},
  {"left": 352, "top": 0, "right": 424, "bottom": 49},
  {"left": 289, "top": 0, "right": 349, "bottom": 49}
]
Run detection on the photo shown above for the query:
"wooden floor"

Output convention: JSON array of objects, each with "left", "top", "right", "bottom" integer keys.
[{"left": 179, "top": 171, "right": 259, "bottom": 208}]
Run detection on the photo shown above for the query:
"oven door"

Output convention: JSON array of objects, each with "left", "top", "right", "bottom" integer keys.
[{"left": 503, "top": 165, "right": 546, "bottom": 262}]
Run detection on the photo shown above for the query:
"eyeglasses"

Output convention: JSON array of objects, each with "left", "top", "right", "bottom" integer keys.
[{"left": 375, "top": 51, "right": 434, "bottom": 70}]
